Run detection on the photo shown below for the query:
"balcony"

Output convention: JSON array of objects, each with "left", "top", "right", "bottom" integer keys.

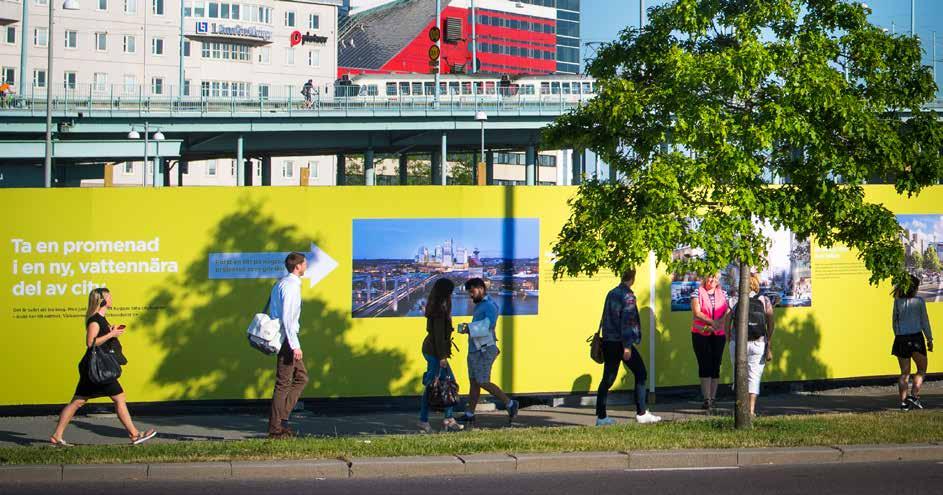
[{"left": 0, "top": 0, "right": 21, "bottom": 26}]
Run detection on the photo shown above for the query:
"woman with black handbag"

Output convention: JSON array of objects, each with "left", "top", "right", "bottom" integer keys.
[
  {"left": 49, "top": 288, "right": 157, "bottom": 446},
  {"left": 418, "top": 278, "right": 463, "bottom": 433}
]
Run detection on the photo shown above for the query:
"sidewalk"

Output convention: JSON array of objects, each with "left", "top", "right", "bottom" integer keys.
[{"left": 0, "top": 381, "right": 938, "bottom": 447}]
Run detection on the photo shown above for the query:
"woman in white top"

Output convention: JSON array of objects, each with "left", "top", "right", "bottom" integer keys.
[
  {"left": 725, "top": 273, "right": 774, "bottom": 417},
  {"left": 891, "top": 274, "right": 933, "bottom": 410}
]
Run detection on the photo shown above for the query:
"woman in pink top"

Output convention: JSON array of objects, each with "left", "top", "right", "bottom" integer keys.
[{"left": 691, "top": 273, "right": 730, "bottom": 412}]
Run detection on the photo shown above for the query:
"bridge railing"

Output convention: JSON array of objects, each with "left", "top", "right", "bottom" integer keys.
[{"left": 0, "top": 83, "right": 594, "bottom": 117}]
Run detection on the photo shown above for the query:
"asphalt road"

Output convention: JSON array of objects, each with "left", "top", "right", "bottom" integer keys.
[{"left": 3, "top": 461, "right": 942, "bottom": 495}]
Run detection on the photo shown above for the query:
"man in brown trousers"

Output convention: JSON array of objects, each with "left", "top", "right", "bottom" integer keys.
[{"left": 267, "top": 252, "right": 309, "bottom": 438}]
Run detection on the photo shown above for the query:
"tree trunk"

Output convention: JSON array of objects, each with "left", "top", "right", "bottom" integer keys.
[{"left": 734, "top": 260, "right": 752, "bottom": 429}]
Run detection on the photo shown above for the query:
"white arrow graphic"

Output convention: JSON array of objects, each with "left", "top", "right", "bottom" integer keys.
[{"left": 208, "top": 242, "right": 338, "bottom": 289}]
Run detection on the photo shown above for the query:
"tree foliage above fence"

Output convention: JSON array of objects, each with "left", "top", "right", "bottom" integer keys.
[{"left": 545, "top": 0, "right": 943, "bottom": 286}]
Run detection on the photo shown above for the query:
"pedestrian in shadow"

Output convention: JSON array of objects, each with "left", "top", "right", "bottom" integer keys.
[
  {"left": 418, "top": 278, "right": 464, "bottom": 433},
  {"left": 892, "top": 274, "right": 933, "bottom": 411},
  {"left": 50, "top": 288, "right": 156, "bottom": 446}
]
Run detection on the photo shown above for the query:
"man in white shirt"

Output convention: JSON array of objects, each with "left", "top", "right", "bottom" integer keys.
[{"left": 267, "top": 252, "right": 309, "bottom": 438}]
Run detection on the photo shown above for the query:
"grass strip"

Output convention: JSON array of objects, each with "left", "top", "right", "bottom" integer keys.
[{"left": 1, "top": 411, "right": 939, "bottom": 465}]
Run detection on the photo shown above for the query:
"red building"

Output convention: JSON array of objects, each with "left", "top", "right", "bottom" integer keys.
[{"left": 338, "top": 0, "right": 566, "bottom": 77}]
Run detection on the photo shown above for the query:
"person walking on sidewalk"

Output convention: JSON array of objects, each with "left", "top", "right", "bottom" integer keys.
[
  {"left": 50, "top": 288, "right": 157, "bottom": 446},
  {"left": 455, "top": 278, "right": 519, "bottom": 425},
  {"left": 301, "top": 79, "right": 314, "bottom": 108},
  {"left": 596, "top": 268, "right": 661, "bottom": 426},
  {"left": 892, "top": 274, "right": 933, "bottom": 411},
  {"left": 267, "top": 252, "right": 310, "bottom": 438},
  {"left": 418, "top": 279, "right": 464, "bottom": 433},
  {"left": 726, "top": 273, "right": 774, "bottom": 417},
  {"left": 690, "top": 272, "right": 730, "bottom": 412}
]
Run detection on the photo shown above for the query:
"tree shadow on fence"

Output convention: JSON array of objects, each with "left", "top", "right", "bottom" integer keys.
[{"left": 137, "top": 198, "right": 414, "bottom": 405}]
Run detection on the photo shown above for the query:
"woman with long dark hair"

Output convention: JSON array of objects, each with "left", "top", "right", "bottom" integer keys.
[
  {"left": 418, "top": 278, "right": 463, "bottom": 432},
  {"left": 50, "top": 288, "right": 157, "bottom": 446},
  {"left": 892, "top": 274, "right": 933, "bottom": 410}
]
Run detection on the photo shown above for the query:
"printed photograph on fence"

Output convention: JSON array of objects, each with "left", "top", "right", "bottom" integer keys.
[
  {"left": 669, "top": 223, "right": 812, "bottom": 311},
  {"left": 897, "top": 214, "right": 943, "bottom": 303},
  {"left": 352, "top": 218, "right": 540, "bottom": 318}
]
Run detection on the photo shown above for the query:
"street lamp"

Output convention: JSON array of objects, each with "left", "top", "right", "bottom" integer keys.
[
  {"left": 43, "top": 0, "right": 80, "bottom": 188},
  {"left": 128, "top": 123, "right": 164, "bottom": 186}
]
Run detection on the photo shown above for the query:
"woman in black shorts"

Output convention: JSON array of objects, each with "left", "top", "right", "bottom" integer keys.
[
  {"left": 49, "top": 288, "right": 156, "bottom": 446},
  {"left": 891, "top": 275, "right": 933, "bottom": 411}
]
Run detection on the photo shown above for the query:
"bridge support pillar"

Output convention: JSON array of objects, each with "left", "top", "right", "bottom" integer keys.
[
  {"left": 431, "top": 152, "right": 440, "bottom": 185},
  {"left": 364, "top": 148, "right": 375, "bottom": 186},
  {"left": 525, "top": 145, "right": 536, "bottom": 186},
  {"left": 486, "top": 150, "right": 494, "bottom": 185},
  {"left": 440, "top": 132, "right": 448, "bottom": 185},
  {"left": 243, "top": 159, "right": 254, "bottom": 186},
  {"left": 236, "top": 134, "right": 245, "bottom": 186},
  {"left": 399, "top": 153, "right": 408, "bottom": 185},
  {"left": 335, "top": 154, "right": 346, "bottom": 185},
  {"left": 178, "top": 159, "right": 187, "bottom": 186},
  {"left": 153, "top": 157, "right": 164, "bottom": 188},
  {"left": 261, "top": 157, "right": 271, "bottom": 186}
]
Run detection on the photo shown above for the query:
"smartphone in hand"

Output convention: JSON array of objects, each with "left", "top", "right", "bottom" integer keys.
[{"left": 115, "top": 324, "right": 126, "bottom": 330}]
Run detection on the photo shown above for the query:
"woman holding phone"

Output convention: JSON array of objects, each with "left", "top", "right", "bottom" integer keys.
[{"left": 50, "top": 288, "right": 157, "bottom": 446}]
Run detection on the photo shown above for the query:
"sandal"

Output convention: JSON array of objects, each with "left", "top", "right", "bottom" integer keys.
[
  {"left": 50, "top": 436, "right": 73, "bottom": 447},
  {"left": 130, "top": 429, "right": 157, "bottom": 445},
  {"left": 443, "top": 418, "right": 464, "bottom": 432}
]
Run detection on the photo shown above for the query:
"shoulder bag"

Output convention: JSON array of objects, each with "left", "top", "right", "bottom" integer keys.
[{"left": 87, "top": 338, "right": 123, "bottom": 385}]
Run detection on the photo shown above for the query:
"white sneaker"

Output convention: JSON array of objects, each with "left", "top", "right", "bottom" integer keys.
[
  {"left": 417, "top": 421, "right": 432, "bottom": 433},
  {"left": 636, "top": 411, "right": 662, "bottom": 424}
]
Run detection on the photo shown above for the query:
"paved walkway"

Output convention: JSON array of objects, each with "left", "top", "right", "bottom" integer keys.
[{"left": 0, "top": 381, "right": 938, "bottom": 447}]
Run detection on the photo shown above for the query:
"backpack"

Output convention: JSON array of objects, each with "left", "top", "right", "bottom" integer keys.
[
  {"left": 746, "top": 296, "right": 767, "bottom": 340},
  {"left": 247, "top": 283, "right": 282, "bottom": 355}
]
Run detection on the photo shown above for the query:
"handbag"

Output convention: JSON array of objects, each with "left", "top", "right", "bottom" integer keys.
[
  {"left": 427, "top": 375, "right": 460, "bottom": 411},
  {"left": 588, "top": 330, "right": 605, "bottom": 364},
  {"left": 247, "top": 282, "right": 282, "bottom": 355},
  {"left": 87, "top": 340, "right": 123, "bottom": 385}
]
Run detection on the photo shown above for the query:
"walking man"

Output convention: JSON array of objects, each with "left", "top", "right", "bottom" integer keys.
[
  {"left": 268, "top": 252, "right": 310, "bottom": 438},
  {"left": 595, "top": 268, "right": 661, "bottom": 426},
  {"left": 456, "top": 278, "right": 519, "bottom": 425},
  {"left": 301, "top": 79, "right": 314, "bottom": 108}
]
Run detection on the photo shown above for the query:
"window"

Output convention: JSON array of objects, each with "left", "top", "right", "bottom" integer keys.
[
  {"left": 152, "top": 0, "right": 163, "bottom": 14},
  {"left": 123, "top": 162, "right": 134, "bottom": 174},
  {"left": 257, "top": 46, "right": 270, "bottom": 64},
  {"left": 231, "top": 3, "right": 239, "bottom": 19},
  {"left": 123, "top": 35, "right": 136, "bottom": 53},
  {"left": 220, "top": 2, "right": 228, "bottom": 18},
  {"left": 5, "top": 26, "right": 15, "bottom": 45},
  {"left": 308, "top": 14, "right": 319, "bottom": 29},
  {"left": 193, "top": 0, "right": 204, "bottom": 16},
  {"left": 307, "top": 161, "right": 318, "bottom": 179},
  {"left": 95, "top": 32, "right": 107, "bottom": 51},
  {"left": 35, "top": 0, "right": 47, "bottom": 4},
  {"left": 258, "top": 84, "right": 269, "bottom": 99},
  {"left": 207, "top": 1, "right": 217, "bottom": 17},
  {"left": 285, "top": 47, "right": 294, "bottom": 65},
  {"left": 2, "top": 67, "right": 15, "bottom": 85},
  {"left": 97, "top": 0, "right": 107, "bottom": 10},
  {"left": 124, "top": 0, "right": 136, "bottom": 13},
  {"left": 385, "top": 82, "right": 396, "bottom": 96},
  {"left": 183, "top": 40, "right": 190, "bottom": 56},
  {"left": 183, "top": 79, "right": 191, "bottom": 96},
  {"left": 151, "top": 77, "right": 163, "bottom": 95},
  {"left": 206, "top": 160, "right": 217, "bottom": 176},
  {"left": 93, "top": 72, "right": 107, "bottom": 91},
  {"left": 281, "top": 160, "right": 293, "bottom": 178},
  {"left": 152, "top": 37, "right": 164, "bottom": 55},
  {"left": 33, "top": 27, "right": 48, "bottom": 47},
  {"left": 33, "top": 69, "right": 46, "bottom": 88},
  {"left": 201, "top": 41, "right": 250, "bottom": 61},
  {"left": 307, "top": 49, "right": 319, "bottom": 67},
  {"left": 284, "top": 10, "right": 295, "bottom": 27},
  {"left": 123, "top": 74, "right": 136, "bottom": 95},
  {"left": 183, "top": 0, "right": 190, "bottom": 15}
]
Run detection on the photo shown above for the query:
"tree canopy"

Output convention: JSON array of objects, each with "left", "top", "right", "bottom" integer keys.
[{"left": 545, "top": 0, "right": 943, "bottom": 286}]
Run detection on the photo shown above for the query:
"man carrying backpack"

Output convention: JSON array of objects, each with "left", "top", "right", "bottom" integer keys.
[
  {"left": 726, "top": 272, "right": 775, "bottom": 418},
  {"left": 267, "top": 252, "right": 310, "bottom": 438}
]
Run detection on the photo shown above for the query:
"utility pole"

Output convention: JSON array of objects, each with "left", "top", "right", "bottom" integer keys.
[{"left": 640, "top": 0, "right": 644, "bottom": 28}]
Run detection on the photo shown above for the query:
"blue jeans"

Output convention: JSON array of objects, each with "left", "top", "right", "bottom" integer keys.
[{"left": 419, "top": 352, "right": 454, "bottom": 422}]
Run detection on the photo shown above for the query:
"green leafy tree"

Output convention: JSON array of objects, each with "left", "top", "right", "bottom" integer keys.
[
  {"left": 545, "top": 0, "right": 943, "bottom": 428},
  {"left": 924, "top": 246, "right": 942, "bottom": 273},
  {"left": 909, "top": 249, "right": 924, "bottom": 271},
  {"left": 450, "top": 153, "right": 475, "bottom": 185}
]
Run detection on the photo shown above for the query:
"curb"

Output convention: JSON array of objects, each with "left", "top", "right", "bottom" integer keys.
[{"left": 2, "top": 444, "right": 942, "bottom": 483}]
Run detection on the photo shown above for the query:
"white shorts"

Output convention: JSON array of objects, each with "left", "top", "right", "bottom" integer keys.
[{"left": 729, "top": 338, "right": 766, "bottom": 395}]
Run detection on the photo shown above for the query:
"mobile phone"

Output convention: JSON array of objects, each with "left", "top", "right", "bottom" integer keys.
[{"left": 115, "top": 324, "right": 126, "bottom": 330}]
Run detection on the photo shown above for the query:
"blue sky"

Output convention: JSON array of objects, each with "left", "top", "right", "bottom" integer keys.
[
  {"left": 352, "top": 218, "right": 540, "bottom": 259},
  {"left": 582, "top": 1, "right": 943, "bottom": 75},
  {"left": 898, "top": 214, "right": 943, "bottom": 243}
]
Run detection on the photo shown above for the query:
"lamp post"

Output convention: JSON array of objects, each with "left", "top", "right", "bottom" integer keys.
[
  {"left": 43, "top": 0, "right": 81, "bottom": 188},
  {"left": 475, "top": 110, "right": 486, "bottom": 186},
  {"left": 128, "top": 123, "right": 164, "bottom": 186}
]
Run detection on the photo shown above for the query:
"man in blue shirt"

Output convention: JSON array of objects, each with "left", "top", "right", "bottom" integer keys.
[
  {"left": 456, "top": 278, "right": 519, "bottom": 424},
  {"left": 596, "top": 268, "right": 661, "bottom": 426},
  {"left": 267, "top": 252, "right": 310, "bottom": 438}
]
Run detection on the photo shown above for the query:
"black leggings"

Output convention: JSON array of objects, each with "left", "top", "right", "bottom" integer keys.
[
  {"left": 597, "top": 341, "right": 648, "bottom": 418},
  {"left": 692, "top": 332, "right": 726, "bottom": 379}
]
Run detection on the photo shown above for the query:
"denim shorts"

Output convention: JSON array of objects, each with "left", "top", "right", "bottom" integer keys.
[{"left": 467, "top": 345, "right": 499, "bottom": 383}]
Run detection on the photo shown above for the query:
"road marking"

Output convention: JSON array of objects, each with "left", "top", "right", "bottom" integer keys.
[{"left": 627, "top": 466, "right": 740, "bottom": 472}]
